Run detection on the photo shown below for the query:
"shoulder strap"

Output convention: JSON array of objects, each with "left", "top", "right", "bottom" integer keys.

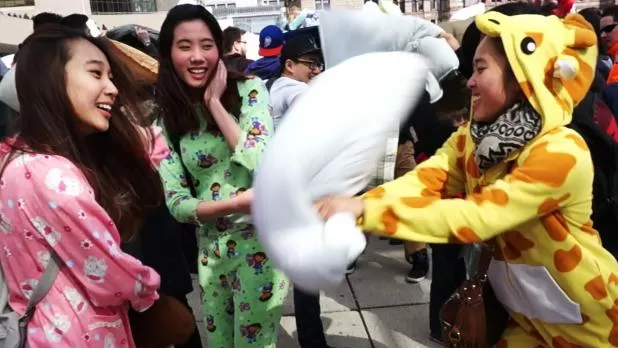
[
  {"left": 0, "top": 151, "right": 62, "bottom": 318},
  {"left": 23, "top": 252, "right": 62, "bottom": 318}
]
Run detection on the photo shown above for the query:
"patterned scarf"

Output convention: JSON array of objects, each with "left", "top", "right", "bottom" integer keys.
[{"left": 470, "top": 101, "right": 542, "bottom": 172}]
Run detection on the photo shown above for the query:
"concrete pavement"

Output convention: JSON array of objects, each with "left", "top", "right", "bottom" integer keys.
[{"left": 187, "top": 236, "right": 442, "bottom": 348}]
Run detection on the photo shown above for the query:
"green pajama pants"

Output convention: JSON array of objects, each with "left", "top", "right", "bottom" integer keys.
[{"left": 197, "top": 227, "right": 289, "bottom": 348}]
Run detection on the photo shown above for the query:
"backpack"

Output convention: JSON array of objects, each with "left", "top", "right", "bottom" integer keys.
[
  {"left": 0, "top": 153, "right": 62, "bottom": 348},
  {"left": 569, "top": 97, "right": 618, "bottom": 257}
]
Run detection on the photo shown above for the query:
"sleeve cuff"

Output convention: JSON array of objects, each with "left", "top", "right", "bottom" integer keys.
[{"left": 360, "top": 198, "right": 392, "bottom": 234}]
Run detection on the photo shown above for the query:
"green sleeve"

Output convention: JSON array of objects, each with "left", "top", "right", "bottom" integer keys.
[
  {"left": 231, "top": 78, "right": 273, "bottom": 171},
  {"left": 157, "top": 124, "right": 201, "bottom": 225}
]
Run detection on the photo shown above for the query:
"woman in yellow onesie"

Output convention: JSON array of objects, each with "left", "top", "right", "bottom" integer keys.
[{"left": 316, "top": 12, "right": 618, "bottom": 347}]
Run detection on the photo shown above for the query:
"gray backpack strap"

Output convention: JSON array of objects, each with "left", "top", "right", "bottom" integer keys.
[{"left": 21, "top": 252, "right": 62, "bottom": 321}]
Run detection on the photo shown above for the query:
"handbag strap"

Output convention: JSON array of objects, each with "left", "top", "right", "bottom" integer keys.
[{"left": 475, "top": 242, "right": 495, "bottom": 278}]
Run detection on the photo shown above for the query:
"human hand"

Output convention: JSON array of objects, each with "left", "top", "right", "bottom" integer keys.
[
  {"left": 438, "top": 32, "right": 460, "bottom": 51},
  {"left": 235, "top": 188, "right": 254, "bottom": 214},
  {"left": 314, "top": 196, "right": 364, "bottom": 221},
  {"left": 204, "top": 60, "right": 228, "bottom": 106}
]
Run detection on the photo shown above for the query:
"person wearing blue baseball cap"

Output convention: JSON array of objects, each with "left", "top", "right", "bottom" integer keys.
[{"left": 245, "top": 25, "right": 284, "bottom": 79}]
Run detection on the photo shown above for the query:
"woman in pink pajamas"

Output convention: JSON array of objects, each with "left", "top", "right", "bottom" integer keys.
[{"left": 0, "top": 26, "right": 167, "bottom": 347}]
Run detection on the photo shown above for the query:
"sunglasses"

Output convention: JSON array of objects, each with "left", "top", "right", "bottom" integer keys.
[{"left": 602, "top": 23, "right": 618, "bottom": 34}]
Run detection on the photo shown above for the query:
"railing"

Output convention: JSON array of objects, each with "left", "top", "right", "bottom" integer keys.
[
  {"left": 0, "top": 0, "right": 34, "bottom": 7},
  {"left": 90, "top": 0, "right": 158, "bottom": 14},
  {"left": 212, "top": 4, "right": 282, "bottom": 17}
]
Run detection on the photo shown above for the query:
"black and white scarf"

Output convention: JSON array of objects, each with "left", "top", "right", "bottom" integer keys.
[{"left": 470, "top": 101, "right": 542, "bottom": 172}]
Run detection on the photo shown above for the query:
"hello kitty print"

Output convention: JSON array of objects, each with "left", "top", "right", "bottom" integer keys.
[{"left": 0, "top": 150, "right": 162, "bottom": 348}]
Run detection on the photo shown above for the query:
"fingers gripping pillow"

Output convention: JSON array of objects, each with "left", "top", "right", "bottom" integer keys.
[{"left": 251, "top": 52, "right": 429, "bottom": 292}]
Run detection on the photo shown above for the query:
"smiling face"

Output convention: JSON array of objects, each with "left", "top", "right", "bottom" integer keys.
[
  {"left": 467, "top": 37, "right": 521, "bottom": 122},
  {"left": 65, "top": 39, "right": 118, "bottom": 135},
  {"left": 284, "top": 52, "right": 323, "bottom": 83},
  {"left": 171, "top": 19, "right": 220, "bottom": 89}
]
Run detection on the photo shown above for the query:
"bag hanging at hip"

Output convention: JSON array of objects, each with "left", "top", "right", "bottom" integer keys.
[{"left": 439, "top": 242, "right": 510, "bottom": 348}]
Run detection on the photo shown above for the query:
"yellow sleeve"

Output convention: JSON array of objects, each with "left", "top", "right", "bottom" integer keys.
[
  {"left": 361, "top": 132, "right": 592, "bottom": 244},
  {"left": 364, "top": 126, "right": 467, "bottom": 199}
]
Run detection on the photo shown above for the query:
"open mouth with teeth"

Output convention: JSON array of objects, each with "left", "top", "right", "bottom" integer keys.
[{"left": 96, "top": 104, "right": 112, "bottom": 112}]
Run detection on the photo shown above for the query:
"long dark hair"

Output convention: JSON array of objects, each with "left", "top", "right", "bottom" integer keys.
[
  {"left": 11, "top": 25, "right": 162, "bottom": 241},
  {"left": 156, "top": 4, "right": 246, "bottom": 140}
]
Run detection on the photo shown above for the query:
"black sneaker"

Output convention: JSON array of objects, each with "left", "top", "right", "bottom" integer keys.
[
  {"left": 346, "top": 261, "right": 357, "bottom": 275},
  {"left": 405, "top": 249, "right": 428, "bottom": 283}
]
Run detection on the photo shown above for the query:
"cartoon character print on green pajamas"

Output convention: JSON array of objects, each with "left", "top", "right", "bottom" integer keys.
[
  {"left": 198, "top": 231, "right": 289, "bottom": 348},
  {"left": 158, "top": 78, "right": 289, "bottom": 348}
]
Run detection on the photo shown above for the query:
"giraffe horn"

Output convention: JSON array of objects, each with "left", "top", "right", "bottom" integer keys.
[{"left": 563, "top": 13, "right": 597, "bottom": 49}]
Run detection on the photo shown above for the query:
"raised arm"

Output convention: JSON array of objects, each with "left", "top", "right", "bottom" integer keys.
[
  {"left": 229, "top": 77, "right": 273, "bottom": 171},
  {"left": 19, "top": 155, "right": 160, "bottom": 311}
]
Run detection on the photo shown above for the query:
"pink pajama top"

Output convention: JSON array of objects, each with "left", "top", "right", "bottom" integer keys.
[{"left": 0, "top": 126, "right": 170, "bottom": 347}]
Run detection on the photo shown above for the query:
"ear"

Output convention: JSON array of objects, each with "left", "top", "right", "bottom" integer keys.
[
  {"left": 475, "top": 12, "right": 510, "bottom": 38},
  {"left": 563, "top": 13, "right": 597, "bottom": 49},
  {"left": 285, "top": 59, "right": 295, "bottom": 71}
]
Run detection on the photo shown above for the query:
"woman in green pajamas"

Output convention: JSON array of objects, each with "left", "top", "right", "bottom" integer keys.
[{"left": 155, "top": 4, "right": 288, "bottom": 348}]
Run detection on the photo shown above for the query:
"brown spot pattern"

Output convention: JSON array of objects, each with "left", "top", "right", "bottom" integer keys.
[
  {"left": 540, "top": 212, "right": 569, "bottom": 242},
  {"left": 565, "top": 133, "right": 588, "bottom": 151},
  {"left": 364, "top": 186, "right": 385, "bottom": 199},
  {"left": 553, "top": 245, "right": 582, "bottom": 272},
  {"left": 381, "top": 208, "right": 399, "bottom": 235},
  {"left": 456, "top": 156, "right": 465, "bottom": 172},
  {"left": 606, "top": 300, "right": 618, "bottom": 346},
  {"left": 416, "top": 168, "right": 448, "bottom": 198},
  {"left": 466, "top": 153, "right": 481, "bottom": 179},
  {"left": 400, "top": 197, "right": 438, "bottom": 208},
  {"left": 561, "top": 47, "right": 595, "bottom": 105},
  {"left": 469, "top": 188, "right": 510, "bottom": 206},
  {"left": 456, "top": 134, "right": 466, "bottom": 152},
  {"left": 609, "top": 273, "right": 618, "bottom": 286},
  {"left": 537, "top": 194, "right": 571, "bottom": 216},
  {"left": 584, "top": 275, "right": 608, "bottom": 300},
  {"left": 453, "top": 227, "right": 481, "bottom": 243},
  {"left": 510, "top": 142, "right": 577, "bottom": 188},
  {"left": 502, "top": 230, "right": 536, "bottom": 260},
  {"left": 580, "top": 220, "right": 596, "bottom": 235}
]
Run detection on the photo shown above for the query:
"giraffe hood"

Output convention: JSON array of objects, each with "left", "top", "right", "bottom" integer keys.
[{"left": 475, "top": 12, "right": 597, "bottom": 134}]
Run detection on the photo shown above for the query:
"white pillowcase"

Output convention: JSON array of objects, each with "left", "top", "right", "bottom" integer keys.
[{"left": 251, "top": 52, "right": 429, "bottom": 292}]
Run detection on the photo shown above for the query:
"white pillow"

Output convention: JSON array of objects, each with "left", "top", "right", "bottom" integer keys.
[{"left": 251, "top": 52, "right": 429, "bottom": 292}]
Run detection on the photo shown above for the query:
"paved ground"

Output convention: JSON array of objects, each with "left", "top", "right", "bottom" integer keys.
[{"left": 187, "top": 236, "right": 442, "bottom": 348}]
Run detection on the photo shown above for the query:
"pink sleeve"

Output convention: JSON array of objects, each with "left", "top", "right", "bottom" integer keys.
[
  {"left": 149, "top": 125, "right": 170, "bottom": 168},
  {"left": 22, "top": 155, "right": 160, "bottom": 312}
]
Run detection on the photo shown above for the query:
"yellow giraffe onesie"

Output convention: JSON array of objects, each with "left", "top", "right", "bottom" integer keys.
[{"left": 359, "top": 12, "right": 618, "bottom": 347}]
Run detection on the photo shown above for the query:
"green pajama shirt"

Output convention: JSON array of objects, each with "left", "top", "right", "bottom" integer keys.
[{"left": 158, "top": 78, "right": 289, "bottom": 348}]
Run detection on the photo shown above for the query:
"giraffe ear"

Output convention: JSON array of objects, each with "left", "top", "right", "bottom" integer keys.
[
  {"left": 563, "top": 13, "right": 597, "bottom": 49},
  {"left": 475, "top": 11, "right": 509, "bottom": 38}
]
